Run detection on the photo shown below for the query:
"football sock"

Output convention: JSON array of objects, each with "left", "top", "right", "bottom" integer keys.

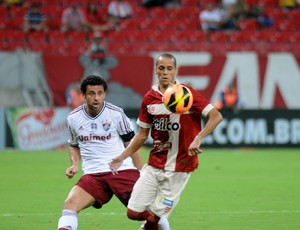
[
  {"left": 58, "top": 209, "right": 78, "bottom": 230},
  {"left": 158, "top": 216, "right": 170, "bottom": 230}
]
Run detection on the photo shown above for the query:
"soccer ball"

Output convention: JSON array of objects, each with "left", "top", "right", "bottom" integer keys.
[{"left": 163, "top": 84, "right": 193, "bottom": 114}]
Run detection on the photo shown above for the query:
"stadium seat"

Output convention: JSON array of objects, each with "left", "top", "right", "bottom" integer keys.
[
  {"left": 268, "top": 31, "right": 290, "bottom": 43},
  {"left": 132, "top": 7, "right": 148, "bottom": 19},
  {"left": 257, "top": 0, "right": 277, "bottom": 7},
  {"left": 108, "top": 30, "right": 132, "bottom": 43},
  {"left": 9, "top": 6, "right": 27, "bottom": 19},
  {"left": 133, "top": 30, "right": 161, "bottom": 43},
  {"left": 286, "top": 9, "right": 300, "bottom": 19},
  {"left": 0, "top": 6, "right": 7, "bottom": 17},
  {"left": 147, "top": 7, "right": 168, "bottom": 19},
  {"left": 238, "top": 19, "right": 258, "bottom": 31},
  {"left": 227, "top": 31, "right": 251, "bottom": 43},
  {"left": 4, "top": 17, "right": 23, "bottom": 30},
  {"left": 276, "top": 20, "right": 300, "bottom": 31},
  {"left": 208, "top": 32, "right": 228, "bottom": 43},
  {"left": 48, "top": 31, "right": 67, "bottom": 44},
  {"left": 264, "top": 8, "right": 286, "bottom": 20},
  {"left": 175, "top": 30, "right": 207, "bottom": 43},
  {"left": 68, "top": 31, "right": 87, "bottom": 43},
  {"left": 119, "top": 18, "right": 141, "bottom": 31},
  {"left": 285, "top": 31, "right": 300, "bottom": 43},
  {"left": 5, "top": 30, "right": 25, "bottom": 43}
]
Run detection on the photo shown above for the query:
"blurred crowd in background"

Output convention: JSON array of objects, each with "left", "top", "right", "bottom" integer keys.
[{"left": 1, "top": 0, "right": 300, "bottom": 55}]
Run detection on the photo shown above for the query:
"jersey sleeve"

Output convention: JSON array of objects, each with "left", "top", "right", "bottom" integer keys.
[
  {"left": 115, "top": 110, "right": 135, "bottom": 141},
  {"left": 187, "top": 85, "right": 213, "bottom": 116},
  {"left": 137, "top": 96, "right": 152, "bottom": 128},
  {"left": 67, "top": 116, "right": 78, "bottom": 147}
]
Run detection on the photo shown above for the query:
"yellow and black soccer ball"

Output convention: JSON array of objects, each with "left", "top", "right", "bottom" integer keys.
[{"left": 163, "top": 84, "right": 193, "bottom": 114}]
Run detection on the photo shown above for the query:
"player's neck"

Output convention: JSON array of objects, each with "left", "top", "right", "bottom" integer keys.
[{"left": 84, "top": 103, "right": 103, "bottom": 117}]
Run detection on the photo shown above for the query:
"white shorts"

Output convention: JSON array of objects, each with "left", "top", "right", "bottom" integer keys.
[{"left": 127, "top": 164, "right": 191, "bottom": 217}]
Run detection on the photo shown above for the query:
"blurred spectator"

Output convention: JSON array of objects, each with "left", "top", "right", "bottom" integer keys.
[
  {"left": 4, "top": 0, "right": 24, "bottom": 6},
  {"left": 61, "top": 2, "right": 88, "bottom": 32},
  {"left": 23, "top": 2, "right": 49, "bottom": 42},
  {"left": 199, "top": 3, "right": 224, "bottom": 32},
  {"left": 79, "top": 31, "right": 142, "bottom": 108},
  {"left": 84, "top": 32, "right": 108, "bottom": 64},
  {"left": 279, "top": 0, "right": 298, "bottom": 10},
  {"left": 222, "top": 0, "right": 237, "bottom": 10},
  {"left": 165, "top": 0, "right": 182, "bottom": 8},
  {"left": 142, "top": 0, "right": 180, "bottom": 8},
  {"left": 66, "top": 81, "right": 85, "bottom": 109},
  {"left": 79, "top": 31, "right": 117, "bottom": 80},
  {"left": 256, "top": 6, "right": 273, "bottom": 29},
  {"left": 214, "top": 83, "right": 239, "bottom": 110},
  {"left": 107, "top": 0, "right": 133, "bottom": 19},
  {"left": 85, "top": 2, "right": 119, "bottom": 32},
  {"left": 231, "top": 0, "right": 251, "bottom": 19},
  {"left": 216, "top": 1, "right": 237, "bottom": 30},
  {"left": 231, "top": 0, "right": 263, "bottom": 20}
]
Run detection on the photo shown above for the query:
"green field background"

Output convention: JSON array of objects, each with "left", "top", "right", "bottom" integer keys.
[{"left": 0, "top": 148, "right": 299, "bottom": 230}]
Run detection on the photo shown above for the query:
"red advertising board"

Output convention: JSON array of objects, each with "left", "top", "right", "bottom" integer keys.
[{"left": 43, "top": 52, "right": 300, "bottom": 109}]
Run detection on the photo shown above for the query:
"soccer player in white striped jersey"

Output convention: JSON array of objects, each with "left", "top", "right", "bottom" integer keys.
[
  {"left": 109, "top": 53, "right": 223, "bottom": 230},
  {"left": 57, "top": 75, "right": 144, "bottom": 230}
]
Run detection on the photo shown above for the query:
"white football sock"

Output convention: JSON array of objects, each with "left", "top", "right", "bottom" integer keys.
[
  {"left": 58, "top": 209, "right": 78, "bottom": 230},
  {"left": 158, "top": 216, "right": 170, "bottom": 230}
]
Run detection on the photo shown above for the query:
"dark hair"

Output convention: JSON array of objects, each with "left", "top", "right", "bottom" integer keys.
[
  {"left": 155, "top": 53, "right": 177, "bottom": 68},
  {"left": 80, "top": 75, "right": 107, "bottom": 94}
]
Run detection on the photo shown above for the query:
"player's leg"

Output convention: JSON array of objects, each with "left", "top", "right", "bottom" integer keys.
[
  {"left": 125, "top": 165, "right": 162, "bottom": 229},
  {"left": 107, "top": 169, "right": 140, "bottom": 206},
  {"left": 58, "top": 185, "right": 95, "bottom": 230},
  {"left": 58, "top": 173, "right": 113, "bottom": 230},
  {"left": 149, "top": 170, "right": 191, "bottom": 230},
  {"left": 158, "top": 216, "right": 170, "bottom": 230}
]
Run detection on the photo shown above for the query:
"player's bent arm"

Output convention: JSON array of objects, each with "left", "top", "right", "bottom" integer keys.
[
  {"left": 131, "top": 151, "right": 143, "bottom": 170},
  {"left": 109, "top": 127, "right": 149, "bottom": 173},
  {"left": 198, "top": 108, "right": 223, "bottom": 139},
  {"left": 119, "top": 127, "right": 149, "bottom": 161},
  {"left": 124, "top": 141, "right": 143, "bottom": 170},
  {"left": 188, "top": 108, "right": 223, "bottom": 156}
]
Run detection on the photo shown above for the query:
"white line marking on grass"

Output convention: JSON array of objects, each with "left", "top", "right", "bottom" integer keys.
[{"left": 1, "top": 210, "right": 300, "bottom": 217}]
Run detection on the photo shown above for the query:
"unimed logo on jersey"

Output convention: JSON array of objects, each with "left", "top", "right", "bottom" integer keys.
[
  {"left": 78, "top": 133, "right": 111, "bottom": 141},
  {"left": 153, "top": 118, "right": 180, "bottom": 131}
]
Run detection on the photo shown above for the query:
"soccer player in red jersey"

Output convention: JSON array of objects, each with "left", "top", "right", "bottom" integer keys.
[{"left": 109, "top": 53, "right": 223, "bottom": 230}]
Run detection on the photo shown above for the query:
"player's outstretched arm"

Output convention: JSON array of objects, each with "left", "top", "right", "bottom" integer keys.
[{"left": 109, "top": 127, "right": 149, "bottom": 174}]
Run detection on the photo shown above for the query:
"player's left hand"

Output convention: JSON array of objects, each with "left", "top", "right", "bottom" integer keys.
[
  {"left": 188, "top": 147, "right": 203, "bottom": 156},
  {"left": 188, "top": 137, "right": 203, "bottom": 156},
  {"left": 108, "top": 156, "right": 123, "bottom": 175}
]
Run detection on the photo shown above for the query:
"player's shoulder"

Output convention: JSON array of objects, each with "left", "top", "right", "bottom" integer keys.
[
  {"left": 68, "top": 105, "right": 83, "bottom": 117},
  {"left": 104, "top": 101, "right": 125, "bottom": 114}
]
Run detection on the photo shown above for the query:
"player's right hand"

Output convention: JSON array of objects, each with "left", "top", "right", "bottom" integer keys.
[{"left": 66, "top": 166, "right": 78, "bottom": 179}]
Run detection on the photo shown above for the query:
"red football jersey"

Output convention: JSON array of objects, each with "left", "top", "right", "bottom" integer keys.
[{"left": 137, "top": 83, "right": 213, "bottom": 172}]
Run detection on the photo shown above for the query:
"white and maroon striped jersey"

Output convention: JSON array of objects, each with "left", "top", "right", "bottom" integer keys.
[
  {"left": 67, "top": 101, "right": 136, "bottom": 174},
  {"left": 137, "top": 83, "right": 213, "bottom": 172}
]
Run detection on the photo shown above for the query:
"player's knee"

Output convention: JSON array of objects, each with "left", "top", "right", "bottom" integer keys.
[
  {"left": 127, "top": 209, "right": 143, "bottom": 220},
  {"left": 63, "top": 197, "right": 78, "bottom": 211}
]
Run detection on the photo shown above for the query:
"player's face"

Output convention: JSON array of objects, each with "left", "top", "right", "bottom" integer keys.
[
  {"left": 84, "top": 85, "right": 106, "bottom": 115},
  {"left": 156, "top": 57, "right": 177, "bottom": 92}
]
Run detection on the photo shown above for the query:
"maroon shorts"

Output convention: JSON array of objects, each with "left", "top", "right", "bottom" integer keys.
[{"left": 76, "top": 169, "right": 140, "bottom": 209}]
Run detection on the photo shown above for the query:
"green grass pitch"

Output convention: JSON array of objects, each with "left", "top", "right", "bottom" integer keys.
[{"left": 0, "top": 147, "right": 299, "bottom": 230}]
